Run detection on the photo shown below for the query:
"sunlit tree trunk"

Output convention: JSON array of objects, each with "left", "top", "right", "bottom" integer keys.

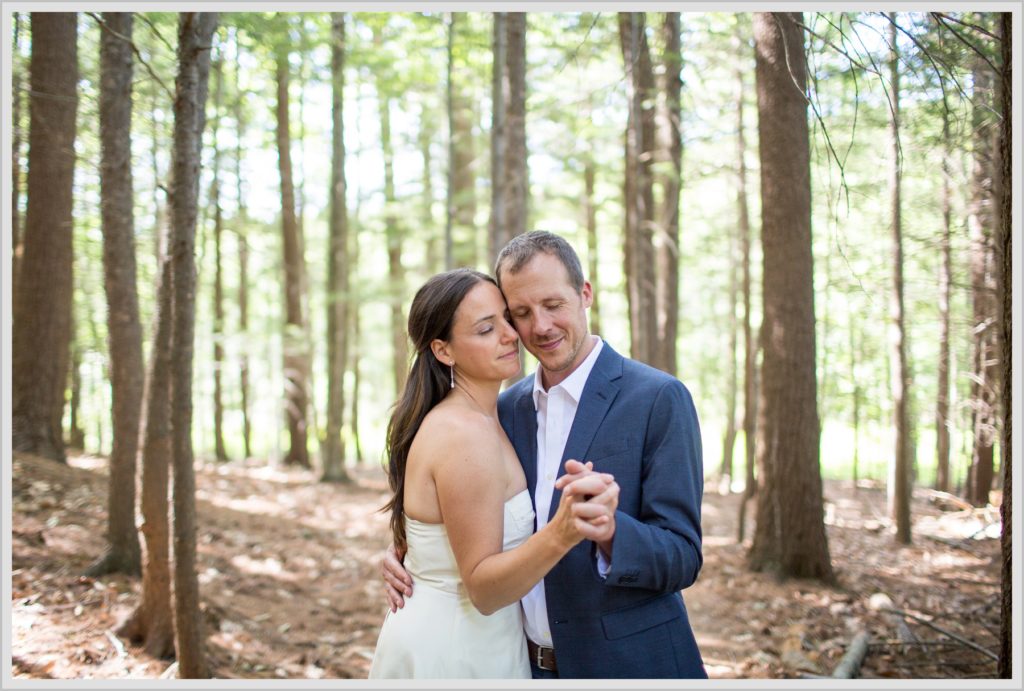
[
  {"left": 504, "top": 12, "right": 528, "bottom": 241},
  {"left": 233, "top": 33, "right": 252, "bottom": 459},
  {"left": 489, "top": 12, "right": 507, "bottom": 265},
  {"left": 735, "top": 20, "right": 758, "bottom": 539},
  {"left": 936, "top": 103, "right": 953, "bottom": 493},
  {"left": 323, "top": 12, "right": 351, "bottom": 484},
  {"left": 583, "top": 154, "right": 601, "bottom": 338},
  {"left": 210, "top": 51, "right": 228, "bottom": 463},
  {"left": 168, "top": 12, "right": 218, "bottom": 678},
  {"left": 618, "top": 12, "right": 658, "bottom": 367},
  {"left": 656, "top": 11, "right": 681, "bottom": 376},
  {"left": 276, "top": 41, "right": 310, "bottom": 468},
  {"left": 445, "top": 12, "right": 455, "bottom": 270},
  {"left": 747, "top": 12, "right": 833, "bottom": 581},
  {"left": 12, "top": 12, "right": 78, "bottom": 463},
  {"left": 886, "top": 16, "right": 912, "bottom": 544},
  {"left": 89, "top": 10, "right": 143, "bottom": 577}
]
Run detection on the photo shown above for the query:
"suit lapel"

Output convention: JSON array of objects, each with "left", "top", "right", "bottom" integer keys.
[
  {"left": 547, "top": 345, "right": 623, "bottom": 522},
  {"left": 513, "top": 388, "right": 539, "bottom": 502}
]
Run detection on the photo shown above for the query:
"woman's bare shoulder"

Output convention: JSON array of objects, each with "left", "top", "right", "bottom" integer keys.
[{"left": 413, "top": 404, "right": 501, "bottom": 466}]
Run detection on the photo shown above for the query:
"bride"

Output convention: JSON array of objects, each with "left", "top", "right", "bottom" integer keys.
[{"left": 368, "top": 268, "right": 616, "bottom": 678}]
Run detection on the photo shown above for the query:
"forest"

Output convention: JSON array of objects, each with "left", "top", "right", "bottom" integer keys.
[{"left": 6, "top": 8, "right": 1016, "bottom": 681}]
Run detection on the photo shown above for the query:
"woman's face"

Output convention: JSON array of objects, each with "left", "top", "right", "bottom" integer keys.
[{"left": 442, "top": 281, "right": 521, "bottom": 383}]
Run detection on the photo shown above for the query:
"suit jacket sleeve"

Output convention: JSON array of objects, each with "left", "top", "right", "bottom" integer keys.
[{"left": 603, "top": 378, "right": 703, "bottom": 593}]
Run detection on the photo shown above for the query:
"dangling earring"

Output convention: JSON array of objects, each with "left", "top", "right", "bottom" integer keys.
[{"left": 450, "top": 362, "right": 455, "bottom": 389}]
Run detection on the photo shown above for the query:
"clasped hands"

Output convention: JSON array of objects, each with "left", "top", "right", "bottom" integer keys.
[{"left": 381, "top": 459, "right": 619, "bottom": 612}]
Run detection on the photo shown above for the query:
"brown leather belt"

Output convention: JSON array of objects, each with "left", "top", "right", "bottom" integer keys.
[{"left": 527, "top": 640, "right": 557, "bottom": 672}]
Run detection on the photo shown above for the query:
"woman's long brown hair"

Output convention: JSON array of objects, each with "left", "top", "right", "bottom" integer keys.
[{"left": 382, "top": 268, "right": 496, "bottom": 554}]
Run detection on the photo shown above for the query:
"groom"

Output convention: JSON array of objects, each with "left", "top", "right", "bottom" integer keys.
[{"left": 383, "top": 230, "right": 706, "bottom": 679}]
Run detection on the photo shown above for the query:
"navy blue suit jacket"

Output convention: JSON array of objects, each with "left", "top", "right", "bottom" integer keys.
[{"left": 498, "top": 342, "right": 706, "bottom": 678}]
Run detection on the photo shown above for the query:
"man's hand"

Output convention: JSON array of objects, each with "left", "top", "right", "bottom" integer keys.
[
  {"left": 382, "top": 543, "right": 413, "bottom": 613},
  {"left": 557, "top": 459, "right": 619, "bottom": 558}
]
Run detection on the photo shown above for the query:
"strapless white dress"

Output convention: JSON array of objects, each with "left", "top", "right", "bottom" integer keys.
[{"left": 368, "top": 489, "right": 535, "bottom": 678}]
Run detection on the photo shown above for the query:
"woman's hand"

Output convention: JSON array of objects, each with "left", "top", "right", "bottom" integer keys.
[{"left": 548, "top": 465, "right": 617, "bottom": 550}]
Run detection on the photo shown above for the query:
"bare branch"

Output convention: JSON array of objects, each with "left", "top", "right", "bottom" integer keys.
[
  {"left": 87, "top": 12, "right": 174, "bottom": 101},
  {"left": 931, "top": 12, "right": 998, "bottom": 73}
]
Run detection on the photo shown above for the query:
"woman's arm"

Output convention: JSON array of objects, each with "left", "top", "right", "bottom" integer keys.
[{"left": 431, "top": 422, "right": 613, "bottom": 615}]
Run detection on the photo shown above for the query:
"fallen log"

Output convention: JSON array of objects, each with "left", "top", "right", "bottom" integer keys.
[{"left": 832, "top": 631, "right": 871, "bottom": 678}]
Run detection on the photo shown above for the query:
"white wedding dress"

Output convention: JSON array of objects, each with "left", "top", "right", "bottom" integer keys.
[{"left": 368, "top": 489, "right": 534, "bottom": 678}]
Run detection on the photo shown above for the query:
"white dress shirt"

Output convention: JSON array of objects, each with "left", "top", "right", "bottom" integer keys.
[{"left": 522, "top": 336, "right": 604, "bottom": 648}]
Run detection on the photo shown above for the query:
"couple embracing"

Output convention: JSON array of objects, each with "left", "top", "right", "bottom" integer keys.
[{"left": 368, "top": 231, "right": 706, "bottom": 679}]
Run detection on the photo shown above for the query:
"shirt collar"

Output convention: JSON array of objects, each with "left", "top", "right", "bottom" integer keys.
[{"left": 531, "top": 336, "right": 603, "bottom": 410}]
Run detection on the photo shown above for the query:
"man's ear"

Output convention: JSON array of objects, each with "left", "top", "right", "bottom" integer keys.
[
  {"left": 580, "top": 280, "right": 594, "bottom": 309},
  {"left": 430, "top": 338, "right": 452, "bottom": 365}
]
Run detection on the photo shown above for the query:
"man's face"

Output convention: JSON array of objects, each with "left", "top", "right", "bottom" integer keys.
[{"left": 500, "top": 252, "right": 592, "bottom": 386}]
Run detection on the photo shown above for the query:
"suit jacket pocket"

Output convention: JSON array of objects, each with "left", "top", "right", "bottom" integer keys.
[
  {"left": 600, "top": 593, "right": 682, "bottom": 641},
  {"left": 586, "top": 437, "right": 632, "bottom": 464}
]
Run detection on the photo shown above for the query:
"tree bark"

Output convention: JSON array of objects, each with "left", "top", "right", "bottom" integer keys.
[
  {"left": 504, "top": 13, "right": 528, "bottom": 242},
  {"left": 746, "top": 12, "right": 833, "bottom": 581},
  {"left": 445, "top": 12, "right": 456, "bottom": 270},
  {"left": 966, "top": 50, "right": 999, "bottom": 508},
  {"left": 935, "top": 101, "right": 953, "bottom": 493},
  {"left": 168, "top": 12, "right": 218, "bottom": 678},
  {"left": 584, "top": 155, "right": 601, "bottom": 338},
  {"left": 89, "top": 10, "right": 143, "bottom": 577},
  {"left": 233, "top": 33, "right": 252, "bottom": 460},
  {"left": 323, "top": 13, "right": 351, "bottom": 484},
  {"left": 276, "top": 40, "right": 310, "bottom": 468},
  {"left": 489, "top": 12, "right": 507, "bottom": 265},
  {"left": 210, "top": 50, "right": 228, "bottom": 463},
  {"left": 656, "top": 12, "right": 681, "bottom": 376},
  {"left": 618, "top": 12, "right": 658, "bottom": 368},
  {"left": 996, "top": 11, "right": 1011, "bottom": 679},
  {"left": 886, "top": 15, "right": 912, "bottom": 545},
  {"left": 12, "top": 12, "right": 78, "bottom": 463}
]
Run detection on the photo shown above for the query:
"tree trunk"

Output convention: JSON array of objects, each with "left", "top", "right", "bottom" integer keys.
[
  {"left": 721, "top": 237, "right": 739, "bottom": 487},
  {"left": 451, "top": 42, "right": 477, "bottom": 267},
  {"left": 116, "top": 250, "right": 175, "bottom": 659},
  {"left": 12, "top": 12, "right": 78, "bottom": 463},
  {"left": 420, "top": 103, "right": 440, "bottom": 274},
  {"left": 276, "top": 42, "right": 310, "bottom": 468},
  {"left": 349, "top": 208, "right": 364, "bottom": 464},
  {"left": 887, "top": 15, "right": 912, "bottom": 544},
  {"left": 234, "top": 34, "right": 252, "bottom": 460},
  {"left": 966, "top": 51, "right": 999, "bottom": 508},
  {"left": 445, "top": 12, "right": 455, "bottom": 270},
  {"left": 746, "top": 12, "right": 833, "bottom": 581},
  {"left": 12, "top": 12, "right": 24, "bottom": 291},
  {"left": 996, "top": 12, "right": 1011, "bottom": 678},
  {"left": 323, "top": 12, "right": 351, "bottom": 484},
  {"left": 88, "top": 11, "right": 143, "bottom": 577},
  {"left": 656, "top": 12, "right": 681, "bottom": 376},
  {"left": 168, "top": 12, "right": 218, "bottom": 678},
  {"left": 489, "top": 12, "right": 507, "bottom": 265},
  {"left": 736, "top": 18, "right": 758, "bottom": 538},
  {"left": 68, "top": 337, "right": 86, "bottom": 450},
  {"left": 373, "top": 26, "right": 408, "bottom": 399},
  {"left": 210, "top": 51, "right": 228, "bottom": 463},
  {"left": 584, "top": 155, "right": 602, "bottom": 338},
  {"left": 936, "top": 103, "right": 953, "bottom": 493},
  {"left": 850, "top": 315, "right": 861, "bottom": 484},
  {"left": 504, "top": 13, "right": 528, "bottom": 242},
  {"left": 618, "top": 12, "right": 658, "bottom": 368}
]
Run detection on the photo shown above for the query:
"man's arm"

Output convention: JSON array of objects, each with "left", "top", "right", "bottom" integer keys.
[
  {"left": 602, "top": 378, "right": 704, "bottom": 593},
  {"left": 382, "top": 544, "right": 412, "bottom": 612}
]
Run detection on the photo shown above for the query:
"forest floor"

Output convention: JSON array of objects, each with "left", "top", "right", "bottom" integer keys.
[{"left": 10, "top": 449, "right": 1005, "bottom": 681}]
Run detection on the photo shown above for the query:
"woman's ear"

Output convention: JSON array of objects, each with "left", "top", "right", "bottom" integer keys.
[{"left": 430, "top": 338, "right": 451, "bottom": 365}]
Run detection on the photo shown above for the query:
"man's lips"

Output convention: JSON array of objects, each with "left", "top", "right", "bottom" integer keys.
[{"left": 535, "top": 337, "right": 563, "bottom": 352}]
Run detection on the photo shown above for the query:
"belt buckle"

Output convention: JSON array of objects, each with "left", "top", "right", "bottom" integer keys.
[{"left": 535, "top": 645, "right": 546, "bottom": 670}]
